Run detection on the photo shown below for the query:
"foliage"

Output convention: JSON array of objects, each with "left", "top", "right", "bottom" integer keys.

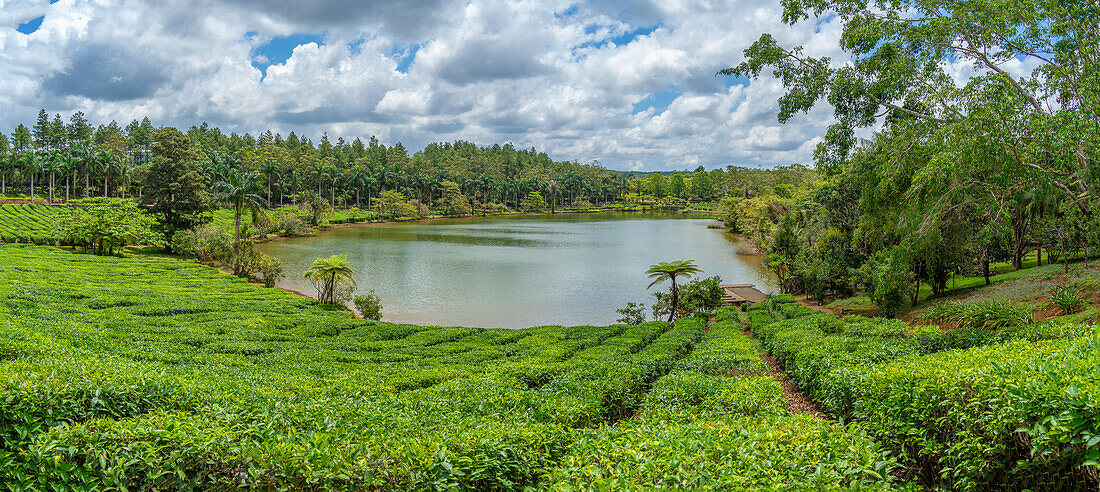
[
  {"left": 0, "top": 204, "right": 63, "bottom": 244},
  {"left": 747, "top": 301, "right": 1097, "bottom": 489},
  {"left": 1049, "top": 284, "right": 1087, "bottom": 315},
  {"left": 520, "top": 190, "right": 546, "bottom": 211},
  {"left": 304, "top": 254, "right": 358, "bottom": 305},
  {"left": 652, "top": 276, "right": 725, "bottom": 321},
  {"left": 646, "top": 259, "right": 704, "bottom": 324},
  {"left": 57, "top": 197, "right": 160, "bottom": 255},
  {"left": 0, "top": 245, "right": 910, "bottom": 490},
  {"left": 170, "top": 223, "right": 232, "bottom": 264},
  {"left": 212, "top": 168, "right": 266, "bottom": 273},
  {"left": 146, "top": 127, "right": 212, "bottom": 244},
  {"left": 864, "top": 248, "right": 916, "bottom": 318},
  {"left": 375, "top": 190, "right": 419, "bottom": 220},
  {"left": 238, "top": 246, "right": 284, "bottom": 287},
  {"left": 919, "top": 299, "right": 1034, "bottom": 329},
  {"left": 438, "top": 180, "right": 472, "bottom": 216},
  {"left": 615, "top": 302, "right": 647, "bottom": 325},
  {"left": 354, "top": 290, "right": 383, "bottom": 320}
]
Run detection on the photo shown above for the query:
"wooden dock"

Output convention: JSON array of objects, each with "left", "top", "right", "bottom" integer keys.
[{"left": 720, "top": 284, "right": 768, "bottom": 306}]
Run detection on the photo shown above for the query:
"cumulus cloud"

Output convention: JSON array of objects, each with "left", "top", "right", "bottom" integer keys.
[{"left": 0, "top": 0, "right": 855, "bottom": 170}]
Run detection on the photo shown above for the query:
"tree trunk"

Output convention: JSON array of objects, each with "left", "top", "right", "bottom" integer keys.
[
  {"left": 667, "top": 277, "right": 678, "bottom": 325},
  {"left": 103, "top": 174, "right": 108, "bottom": 197},
  {"left": 983, "top": 258, "right": 990, "bottom": 286},
  {"left": 233, "top": 210, "right": 241, "bottom": 274},
  {"left": 1061, "top": 234, "right": 1069, "bottom": 273},
  {"left": 1037, "top": 248, "right": 1042, "bottom": 266},
  {"left": 85, "top": 172, "right": 89, "bottom": 197}
]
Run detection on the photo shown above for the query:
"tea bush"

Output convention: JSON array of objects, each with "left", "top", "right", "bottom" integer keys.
[
  {"left": 550, "top": 313, "right": 903, "bottom": 490},
  {"left": 747, "top": 298, "right": 1098, "bottom": 490},
  {"left": 0, "top": 203, "right": 64, "bottom": 244},
  {"left": 0, "top": 246, "right": 907, "bottom": 489}
]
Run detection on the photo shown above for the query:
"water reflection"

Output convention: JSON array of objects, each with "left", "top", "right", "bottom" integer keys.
[{"left": 259, "top": 213, "right": 776, "bottom": 328}]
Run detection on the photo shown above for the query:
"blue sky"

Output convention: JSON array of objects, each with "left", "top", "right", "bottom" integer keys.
[{"left": 0, "top": 0, "right": 857, "bottom": 171}]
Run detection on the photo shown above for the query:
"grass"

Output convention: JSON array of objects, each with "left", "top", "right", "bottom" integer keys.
[
  {"left": 0, "top": 245, "right": 902, "bottom": 489},
  {"left": 828, "top": 254, "right": 1098, "bottom": 317}
]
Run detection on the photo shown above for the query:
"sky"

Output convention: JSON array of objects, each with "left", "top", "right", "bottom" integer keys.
[{"left": 0, "top": 0, "right": 853, "bottom": 171}]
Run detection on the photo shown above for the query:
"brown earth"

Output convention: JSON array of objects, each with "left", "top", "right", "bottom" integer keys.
[{"left": 760, "top": 350, "right": 828, "bottom": 418}]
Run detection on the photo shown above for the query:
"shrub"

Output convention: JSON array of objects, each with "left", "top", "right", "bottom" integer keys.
[
  {"left": 548, "top": 414, "right": 898, "bottom": 490},
  {"left": 615, "top": 302, "right": 647, "bottom": 325},
  {"left": 640, "top": 371, "right": 785, "bottom": 418},
  {"left": 746, "top": 303, "right": 1098, "bottom": 490},
  {"left": 241, "top": 249, "right": 284, "bottom": 287},
  {"left": 919, "top": 299, "right": 1033, "bottom": 328},
  {"left": 354, "top": 290, "right": 383, "bottom": 320},
  {"left": 651, "top": 276, "right": 725, "bottom": 320},
  {"left": 277, "top": 213, "right": 308, "bottom": 236},
  {"left": 172, "top": 224, "right": 232, "bottom": 263},
  {"left": 865, "top": 248, "right": 916, "bottom": 318},
  {"left": 1050, "top": 284, "right": 1086, "bottom": 314}
]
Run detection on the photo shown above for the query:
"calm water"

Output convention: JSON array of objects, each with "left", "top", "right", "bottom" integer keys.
[{"left": 258, "top": 212, "right": 775, "bottom": 328}]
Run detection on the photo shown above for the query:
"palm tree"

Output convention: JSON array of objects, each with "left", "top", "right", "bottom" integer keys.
[
  {"left": 261, "top": 160, "right": 280, "bottom": 207},
  {"left": 363, "top": 175, "right": 377, "bottom": 209},
  {"left": 212, "top": 169, "right": 266, "bottom": 273},
  {"left": 345, "top": 166, "right": 370, "bottom": 208},
  {"left": 545, "top": 179, "right": 560, "bottom": 214},
  {"left": 96, "top": 149, "right": 119, "bottom": 197},
  {"left": 284, "top": 170, "right": 303, "bottom": 204},
  {"left": 646, "top": 259, "right": 703, "bottom": 324},
  {"left": 323, "top": 164, "right": 341, "bottom": 206},
  {"left": 115, "top": 159, "right": 133, "bottom": 198},
  {"left": 311, "top": 161, "right": 326, "bottom": 196},
  {"left": 304, "top": 254, "right": 358, "bottom": 305},
  {"left": 60, "top": 148, "right": 78, "bottom": 202},
  {"left": 21, "top": 151, "right": 39, "bottom": 201},
  {"left": 43, "top": 150, "right": 61, "bottom": 204}
]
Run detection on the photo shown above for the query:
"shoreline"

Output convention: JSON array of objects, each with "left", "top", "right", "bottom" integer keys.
[{"left": 255, "top": 207, "right": 717, "bottom": 244}]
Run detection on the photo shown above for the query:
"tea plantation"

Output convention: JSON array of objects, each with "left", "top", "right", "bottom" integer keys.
[
  {"left": 0, "top": 244, "right": 898, "bottom": 490},
  {"left": 0, "top": 204, "right": 64, "bottom": 244}
]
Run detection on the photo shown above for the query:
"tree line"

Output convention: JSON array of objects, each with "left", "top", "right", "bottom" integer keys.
[{"left": 0, "top": 110, "right": 632, "bottom": 213}]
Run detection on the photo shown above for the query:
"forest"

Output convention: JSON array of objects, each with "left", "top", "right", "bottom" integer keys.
[{"left": 715, "top": 0, "right": 1099, "bottom": 316}]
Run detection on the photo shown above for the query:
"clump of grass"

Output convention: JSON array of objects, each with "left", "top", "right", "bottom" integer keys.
[
  {"left": 1049, "top": 284, "right": 1086, "bottom": 315},
  {"left": 919, "top": 299, "right": 1033, "bottom": 329}
]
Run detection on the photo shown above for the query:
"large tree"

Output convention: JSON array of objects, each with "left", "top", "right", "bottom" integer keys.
[
  {"left": 212, "top": 169, "right": 266, "bottom": 274},
  {"left": 146, "top": 127, "right": 212, "bottom": 247},
  {"left": 726, "top": 0, "right": 1099, "bottom": 208}
]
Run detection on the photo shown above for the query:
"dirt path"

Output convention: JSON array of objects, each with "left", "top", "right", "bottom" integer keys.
[
  {"left": 741, "top": 326, "right": 828, "bottom": 418},
  {"left": 761, "top": 351, "right": 828, "bottom": 418}
]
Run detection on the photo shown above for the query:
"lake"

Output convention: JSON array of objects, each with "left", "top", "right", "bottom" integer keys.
[{"left": 258, "top": 212, "right": 776, "bottom": 328}]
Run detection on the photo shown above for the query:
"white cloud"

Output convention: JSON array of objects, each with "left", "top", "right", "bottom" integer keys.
[{"left": 0, "top": 0, "right": 858, "bottom": 170}]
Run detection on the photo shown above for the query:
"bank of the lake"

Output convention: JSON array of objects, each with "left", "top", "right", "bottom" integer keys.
[{"left": 258, "top": 212, "right": 774, "bottom": 328}]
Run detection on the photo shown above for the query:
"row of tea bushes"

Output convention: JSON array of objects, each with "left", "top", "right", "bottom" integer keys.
[
  {"left": 549, "top": 308, "right": 905, "bottom": 490},
  {"left": 5, "top": 244, "right": 733, "bottom": 489},
  {"left": 746, "top": 300, "right": 1099, "bottom": 490},
  {"left": 0, "top": 203, "right": 62, "bottom": 244}
]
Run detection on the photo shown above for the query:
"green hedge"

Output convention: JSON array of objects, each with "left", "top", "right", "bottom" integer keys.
[{"left": 747, "top": 299, "right": 1098, "bottom": 489}]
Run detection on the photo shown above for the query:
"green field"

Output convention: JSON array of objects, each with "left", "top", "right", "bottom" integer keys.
[
  {"left": 0, "top": 245, "right": 896, "bottom": 489},
  {"left": 0, "top": 204, "right": 65, "bottom": 244}
]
